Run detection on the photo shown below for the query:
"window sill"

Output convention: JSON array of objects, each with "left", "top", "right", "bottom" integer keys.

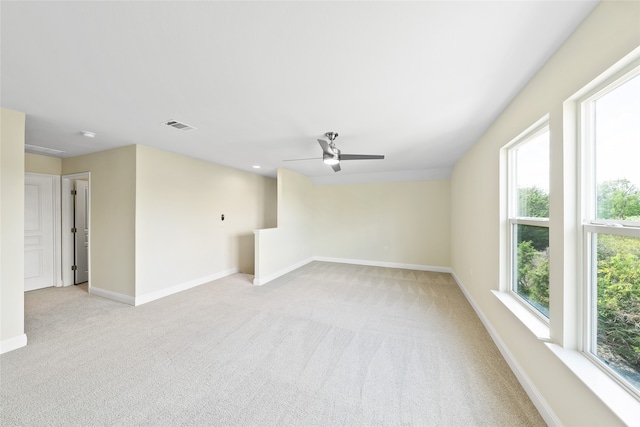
[
  {"left": 492, "top": 290, "right": 551, "bottom": 342},
  {"left": 492, "top": 291, "right": 640, "bottom": 424},
  {"left": 545, "top": 343, "right": 640, "bottom": 425}
]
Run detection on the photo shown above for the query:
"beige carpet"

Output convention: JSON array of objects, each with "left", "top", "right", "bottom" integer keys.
[{"left": 1, "top": 262, "right": 544, "bottom": 426}]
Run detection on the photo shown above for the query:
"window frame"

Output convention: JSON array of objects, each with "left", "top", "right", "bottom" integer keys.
[
  {"left": 495, "top": 48, "right": 640, "bottom": 421},
  {"left": 506, "top": 118, "right": 551, "bottom": 323},
  {"left": 578, "top": 62, "right": 640, "bottom": 399}
]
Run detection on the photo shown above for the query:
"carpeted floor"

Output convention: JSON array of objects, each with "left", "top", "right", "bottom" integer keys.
[{"left": 1, "top": 261, "right": 544, "bottom": 426}]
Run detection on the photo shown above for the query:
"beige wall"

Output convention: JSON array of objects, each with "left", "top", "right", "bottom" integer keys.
[
  {"left": 314, "top": 180, "right": 450, "bottom": 268},
  {"left": 254, "top": 168, "right": 314, "bottom": 284},
  {"left": 62, "top": 145, "right": 137, "bottom": 297},
  {"left": 0, "top": 108, "right": 26, "bottom": 351},
  {"left": 25, "top": 153, "right": 62, "bottom": 175},
  {"left": 255, "top": 169, "right": 451, "bottom": 284},
  {"left": 135, "top": 145, "right": 276, "bottom": 297},
  {"left": 450, "top": 2, "right": 640, "bottom": 425}
]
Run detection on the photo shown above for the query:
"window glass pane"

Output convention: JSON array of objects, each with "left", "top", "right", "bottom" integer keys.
[
  {"left": 515, "top": 131, "right": 549, "bottom": 218},
  {"left": 594, "top": 75, "right": 640, "bottom": 221},
  {"left": 593, "top": 233, "right": 640, "bottom": 390},
  {"left": 514, "top": 224, "right": 549, "bottom": 317}
]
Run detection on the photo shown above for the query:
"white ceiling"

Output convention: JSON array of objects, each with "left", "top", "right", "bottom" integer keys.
[{"left": 2, "top": 1, "right": 597, "bottom": 184}]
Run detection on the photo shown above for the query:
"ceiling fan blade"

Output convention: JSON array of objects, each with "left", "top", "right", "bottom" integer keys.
[
  {"left": 331, "top": 163, "right": 341, "bottom": 172},
  {"left": 339, "top": 154, "right": 385, "bottom": 160},
  {"left": 317, "top": 139, "right": 332, "bottom": 155},
  {"left": 282, "top": 158, "right": 322, "bottom": 162}
]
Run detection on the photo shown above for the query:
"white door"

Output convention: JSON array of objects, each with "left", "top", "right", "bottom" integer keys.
[
  {"left": 74, "top": 180, "right": 89, "bottom": 284},
  {"left": 24, "top": 174, "right": 56, "bottom": 291}
]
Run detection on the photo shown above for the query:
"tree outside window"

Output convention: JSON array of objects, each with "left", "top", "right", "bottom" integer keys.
[
  {"left": 584, "top": 71, "right": 640, "bottom": 392},
  {"left": 509, "top": 126, "right": 550, "bottom": 318}
]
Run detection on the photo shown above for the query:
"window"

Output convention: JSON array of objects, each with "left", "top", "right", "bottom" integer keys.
[
  {"left": 581, "top": 66, "right": 640, "bottom": 395},
  {"left": 507, "top": 121, "right": 550, "bottom": 319}
]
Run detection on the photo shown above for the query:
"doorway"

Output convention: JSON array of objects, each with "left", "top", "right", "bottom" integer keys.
[
  {"left": 61, "top": 173, "right": 90, "bottom": 288},
  {"left": 73, "top": 179, "right": 89, "bottom": 284},
  {"left": 24, "top": 173, "right": 61, "bottom": 291}
]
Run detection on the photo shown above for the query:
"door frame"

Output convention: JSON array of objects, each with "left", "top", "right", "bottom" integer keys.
[
  {"left": 61, "top": 172, "right": 91, "bottom": 287},
  {"left": 24, "top": 172, "right": 62, "bottom": 288}
]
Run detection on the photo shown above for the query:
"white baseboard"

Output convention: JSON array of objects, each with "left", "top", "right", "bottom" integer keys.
[
  {"left": 449, "top": 270, "right": 560, "bottom": 427},
  {"left": 90, "top": 286, "right": 135, "bottom": 306},
  {"left": 0, "top": 333, "right": 28, "bottom": 354},
  {"left": 135, "top": 268, "right": 239, "bottom": 306},
  {"left": 313, "top": 256, "right": 452, "bottom": 273},
  {"left": 253, "top": 257, "right": 314, "bottom": 286},
  {"left": 254, "top": 257, "right": 450, "bottom": 286}
]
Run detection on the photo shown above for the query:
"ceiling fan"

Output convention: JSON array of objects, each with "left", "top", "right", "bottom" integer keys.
[{"left": 285, "top": 132, "right": 385, "bottom": 172}]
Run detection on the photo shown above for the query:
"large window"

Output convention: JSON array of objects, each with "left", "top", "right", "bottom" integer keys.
[
  {"left": 581, "top": 66, "right": 640, "bottom": 395},
  {"left": 508, "top": 122, "right": 550, "bottom": 319}
]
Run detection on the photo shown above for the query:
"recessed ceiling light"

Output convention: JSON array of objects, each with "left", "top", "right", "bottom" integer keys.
[
  {"left": 80, "top": 130, "right": 96, "bottom": 138},
  {"left": 252, "top": 165, "right": 261, "bottom": 169}
]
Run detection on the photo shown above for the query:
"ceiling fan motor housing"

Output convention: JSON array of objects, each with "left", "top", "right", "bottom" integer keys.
[{"left": 325, "top": 131, "right": 338, "bottom": 141}]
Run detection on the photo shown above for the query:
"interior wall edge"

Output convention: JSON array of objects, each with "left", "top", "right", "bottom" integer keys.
[
  {"left": 253, "top": 256, "right": 314, "bottom": 286},
  {"left": 0, "top": 107, "right": 26, "bottom": 349},
  {"left": 89, "top": 286, "right": 135, "bottom": 306},
  {"left": 0, "top": 334, "right": 28, "bottom": 355},
  {"left": 135, "top": 267, "right": 240, "bottom": 306}
]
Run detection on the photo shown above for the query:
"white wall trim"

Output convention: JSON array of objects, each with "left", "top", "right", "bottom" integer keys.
[
  {"left": 253, "top": 256, "right": 314, "bottom": 286},
  {"left": 314, "top": 256, "right": 452, "bottom": 273},
  {"left": 90, "top": 286, "right": 135, "bottom": 306},
  {"left": 0, "top": 334, "right": 28, "bottom": 354},
  {"left": 135, "top": 268, "right": 239, "bottom": 306},
  {"left": 449, "top": 270, "right": 560, "bottom": 427},
  {"left": 254, "top": 256, "right": 450, "bottom": 286}
]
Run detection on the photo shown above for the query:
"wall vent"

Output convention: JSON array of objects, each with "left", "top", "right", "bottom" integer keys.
[
  {"left": 164, "top": 120, "right": 196, "bottom": 131},
  {"left": 25, "top": 144, "right": 65, "bottom": 155}
]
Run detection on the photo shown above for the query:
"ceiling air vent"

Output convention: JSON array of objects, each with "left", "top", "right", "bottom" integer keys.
[
  {"left": 25, "top": 144, "right": 65, "bottom": 155},
  {"left": 164, "top": 120, "right": 196, "bottom": 131}
]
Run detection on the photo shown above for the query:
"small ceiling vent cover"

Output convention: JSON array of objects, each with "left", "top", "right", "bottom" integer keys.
[
  {"left": 164, "top": 120, "right": 196, "bottom": 131},
  {"left": 25, "top": 144, "right": 65, "bottom": 155}
]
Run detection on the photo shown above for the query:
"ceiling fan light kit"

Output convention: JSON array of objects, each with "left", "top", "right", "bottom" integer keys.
[{"left": 323, "top": 153, "right": 339, "bottom": 165}]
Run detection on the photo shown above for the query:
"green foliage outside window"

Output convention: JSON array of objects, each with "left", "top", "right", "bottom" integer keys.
[
  {"left": 515, "top": 181, "right": 640, "bottom": 384},
  {"left": 594, "top": 179, "right": 640, "bottom": 384},
  {"left": 515, "top": 186, "right": 550, "bottom": 316},
  {"left": 516, "top": 233, "right": 549, "bottom": 316},
  {"left": 597, "top": 235, "right": 640, "bottom": 374},
  {"left": 518, "top": 186, "right": 549, "bottom": 219},
  {"left": 597, "top": 178, "right": 640, "bottom": 221}
]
